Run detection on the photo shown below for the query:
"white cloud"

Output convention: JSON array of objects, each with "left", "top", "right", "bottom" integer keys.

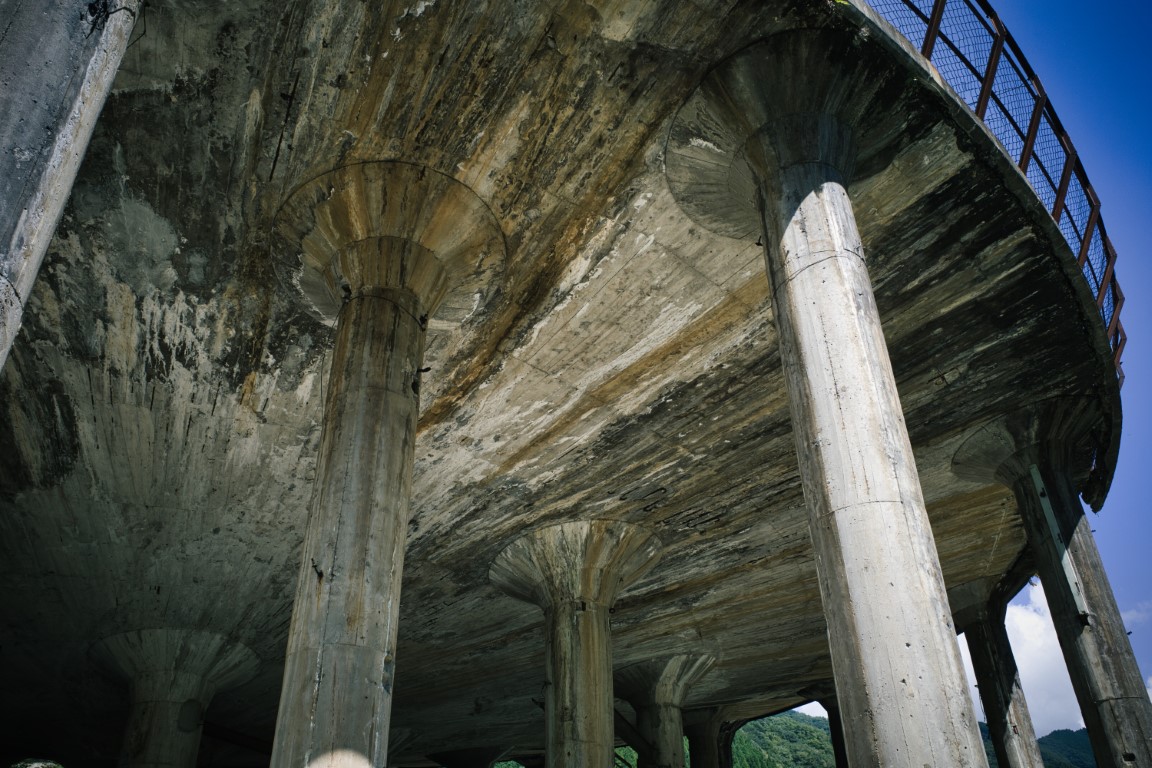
[
  {"left": 1121, "top": 601, "right": 1152, "bottom": 627},
  {"left": 792, "top": 701, "right": 828, "bottom": 718},
  {"left": 957, "top": 583, "right": 1083, "bottom": 737},
  {"left": 1006, "top": 584, "right": 1084, "bottom": 736}
]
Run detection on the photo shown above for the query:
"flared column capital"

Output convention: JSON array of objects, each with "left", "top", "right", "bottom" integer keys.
[
  {"left": 273, "top": 161, "right": 505, "bottom": 327},
  {"left": 489, "top": 520, "right": 662, "bottom": 609},
  {"left": 951, "top": 395, "right": 1114, "bottom": 508},
  {"left": 93, "top": 628, "right": 259, "bottom": 702},
  {"left": 616, "top": 653, "right": 715, "bottom": 709},
  {"left": 665, "top": 26, "right": 922, "bottom": 243}
]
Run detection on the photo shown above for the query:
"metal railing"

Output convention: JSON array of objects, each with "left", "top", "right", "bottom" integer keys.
[{"left": 865, "top": 0, "right": 1126, "bottom": 370}]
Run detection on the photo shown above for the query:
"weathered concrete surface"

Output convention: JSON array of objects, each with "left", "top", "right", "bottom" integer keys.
[
  {"left": 491, "top": 521, "right": 661, "bottom": 768},
  {"left": 763, "top": 150, "right": 984, "bottom": 767},
  {"left": 270, "top": 160, "right": 504, "bottom": 765},
  {"left": 964, "top": 610, "right": 1045, "bottom": 768},
  {"left": 271, "top": 285, "right": 426, "bottom": 768},
  {"left": 616, "top": 654, "right": 714, "bottom": 768},
  {"left": 1019, "top": 465, "right": 1152, "bottom": 767},
  {"left": 953, "top": 402, "right": 1152, "bottom": 766},
  {"left": 93, "top": 629, "right": 258, "bottom": 768},
  {"left": 667, "top": 32, "right": 986, "bottom": 766},
  {"left": 0, "top": 0, "right": 140, "bottom": 370},
  {"left": 684, "top": 712, "right": 742, "bottom": 768},
  {"left": 0, "top": 0, "right": 1128, "bottom": 765}
]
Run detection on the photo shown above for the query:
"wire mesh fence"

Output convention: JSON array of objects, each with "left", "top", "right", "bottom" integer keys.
[{"left": 865, "top": 0, "right": 1126, "bottom": 370}]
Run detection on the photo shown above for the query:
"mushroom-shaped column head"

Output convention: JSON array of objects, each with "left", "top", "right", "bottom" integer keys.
[
  {"left": 93, "top": 629, "right": 259, "bottom": 768},
  {"left": 490, "top": 521, "right": 662, "bottom": 768},
  {"left": 490, "top": 520, "right": 662, "bottom": 609},
  {"left": 665, "top": 27, "right": 912, "bottom": 243},
  {"left": 616, "top": 654, "right": 715, "bottom": 768},
  {"left": 274, "top": 160, "right": 505, "bottom": 327}
]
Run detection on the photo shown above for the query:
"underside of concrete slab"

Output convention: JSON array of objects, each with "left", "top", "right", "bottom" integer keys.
[{"left": 0, "top": 0, "right": 1132, "bottom": 765}]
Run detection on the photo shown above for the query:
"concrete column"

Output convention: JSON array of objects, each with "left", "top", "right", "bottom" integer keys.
[
  {"left": 1015, "top": 462, "right": 1152, "bottom": 766},
  {"left": 746, "top": 112, "right": 985, "bottom": 767},
  {"left": 664, "top": 30, "right": 986, "bottom": 767},
  {"left": 819, "top": 699, "right": 850, "bottom": 768},
  {"left": 94, "top": 629, "right": 259, "bottom": 768},
  {"left": 270, "top": 162, "right": 504, "bottom": 768},
  {"left": 963, "top": 608, "right": 1044, "bottom": 768},
  {"left": 0, "top": 0, "right": 139, "bottom": 371},
  {"left": 489, "top": 521, "right": 662, "bottom": 768},
  {"left": 617, "top": 655, "right": 714, "bottom": 768},
  {"left": 684, "top": 717, "right": 720, "bottom": 768},
  {"left": 271, "top": 240, "right": 442, "bottom": 768},
  {"left": 684, "top": 712, "right": 739, "bottom": 768}
]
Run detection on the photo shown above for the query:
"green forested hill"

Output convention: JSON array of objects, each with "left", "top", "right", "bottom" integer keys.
[
  {"left": 494, "top": 712, "right": 1096, "bottom": 767},
  {"left": 978, "top": 723, "right": 1095, "bottom": 768},
  {"left": 731, "top": 712, "right": 835, "bottom": 768},
  {"left": 730, "top": 714, "right": 1096, "bottom": 768}
]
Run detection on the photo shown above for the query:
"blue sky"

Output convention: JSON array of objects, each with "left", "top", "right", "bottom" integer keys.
[{"left": 987, "top": 0, "right": 1152, "bottom": 732}]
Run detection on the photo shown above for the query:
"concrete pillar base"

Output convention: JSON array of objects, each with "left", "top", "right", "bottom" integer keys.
[{"left": 93, "top": 628, "right": 259, "bottom": 768}]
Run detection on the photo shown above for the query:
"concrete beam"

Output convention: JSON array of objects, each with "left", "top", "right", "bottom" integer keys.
[
  {"left": 490, "top": 521, "right": 662, "bottom": 768},
  {"left": 0, "top": 0, "right": 139, "bottom": 371},
  {"left": 94, "top": 629, "right": 259, "bottom": 768}
]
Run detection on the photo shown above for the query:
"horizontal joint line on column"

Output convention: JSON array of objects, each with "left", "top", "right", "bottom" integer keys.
[
  {"left": 342, "top": 289, "right": 426, "bottom": 327},
  {"left": 781, "top": 160, "right": 849, "bottom": 177},
  {"left": 1094, "top": 695, "right": 1152, "bottom": 704},
  {"left": 327, "top": 383, "right": 422, "bottom": 398},
  {"left": 816, "top": 499, "right": 905, "bottom": 520},
  {"left": 293, "top": 640, "right": 390, "bottom": 653},
  {"left": 771, "top": 249, "right": 865, "bottom": 296}
]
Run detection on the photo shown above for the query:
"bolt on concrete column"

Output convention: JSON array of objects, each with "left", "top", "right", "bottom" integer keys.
[
  {"left": 962, "top": 607, "right": 1044, "bottom": 768},
  {"left": 271, "top": 162, "right": 504, "bottom": 768},
  {"left": 93, "top": 629, "right": 259, "bottom": 768},
  {"left": 1015, "top": 463, "right": 1152, "bottom": 767},
  {"left": 617, "top": 654, "right": 714, "bottom": 768},
  {"left": 746, "top": 112, "right": 985, "bottom": 766},
  {"left": 490, "top": 521, "right": 662, "bottom": 768}
]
